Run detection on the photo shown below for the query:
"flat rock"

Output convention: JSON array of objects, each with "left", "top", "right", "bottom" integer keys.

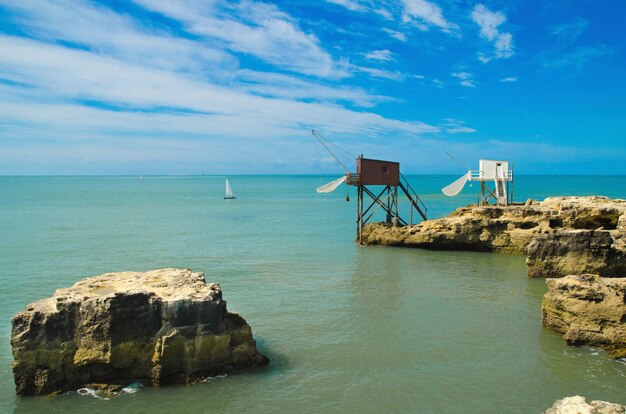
[
  {"left": 542, "top": 274, "right": 626, "bottom": 358},
  {"left": 544, "top": 396, "right": 625, "bottom": 414},
  {"left": 11, "top": 268, "right": 269, "bottom": 396}
]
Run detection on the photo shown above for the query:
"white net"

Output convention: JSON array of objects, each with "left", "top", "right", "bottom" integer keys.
[
  {"left": 441, "top": 173, "right": 469, "bottom": 196},
  {"left": 316, "top": 175, "right": 347, "bottom": 193}
]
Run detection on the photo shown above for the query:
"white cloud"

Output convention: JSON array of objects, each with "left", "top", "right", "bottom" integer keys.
[
  {"left": 451, "top": 72, "right": 471, "bottom": 80},
  {"left": 478, "top": 53, "right": 491, "bottom": 63},
  {"left": 470, "top": 4, "right": 514, "bottom": 61},
  {"left": 0, "top": 35, "right": 419, "bottom": 126},
  {"left": 2, "top": 0, "right": 513, "bottom": 174},
  {"left": 364, "top": 49, "right": 393, "bottom": 62},
  {"left": 383, "top": 28, "right": 408, "bottom": 42},
  {"left": 441, "top": 119, "right": 477, "bottom": 134},
  {"left": 133, "top": 0, "right": 349, "bottom": 79},
  {"left": 451, "top": 72, "right": 476, "bottom": 87},
  {"left": 374, "top": 8, "right": 393, "bottom": 20},
  {"left": 0, "top": 0, "right": 384, "bottom": 109},
  {"left": 0, "top": 0, "right": 235, "bottom": 74},
  {"left": 353, "top": 65, "right": 405, "bottom": 81},
  {"left": 234, "top": 69, "right": 388, "bottom": 107},
  {"left": 401, "top": 0, "right": 457, "bottom": 33},
  {"left": 500, "top": 77, "right": 518, "bottom": 82},
  {"left": 471, "top": 4, "right": 505, "bottom": 41},
  {"left": 494, "top": 32, "right": 514, "bottom": 58},
  {"left": 459, "top": 80, "right": 476, "bottom": 88},
  {"left": 324, "top": 0, "right": 392, "bottom": 21},
  {"left": 0, "top": 35, "right": 438, "bottom": 171},
  {"left": 447, "top": 126, "right": 476, "bottom": 133},
  {"left": 325, "top": 0, "right": 366, "bottom": 12}
]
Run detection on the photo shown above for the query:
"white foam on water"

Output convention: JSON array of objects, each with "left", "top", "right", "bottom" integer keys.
[
  {"left": 76, "top": 387, "right": 109, "bottom": 400},
  {"left": 202, "top": 374, "right": 227, "bottom": 383},
  {"left": 121, "top": 383, "right": 143, "bottom": 394}
]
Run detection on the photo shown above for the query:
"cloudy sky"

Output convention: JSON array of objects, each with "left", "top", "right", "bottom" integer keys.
[{"left": 0, "top": 0, "right": 624, "bottom": 174}]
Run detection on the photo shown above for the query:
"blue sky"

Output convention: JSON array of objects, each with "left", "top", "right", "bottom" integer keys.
[{"left": 0, "top": 0, "right": 624, "bottom": 175}]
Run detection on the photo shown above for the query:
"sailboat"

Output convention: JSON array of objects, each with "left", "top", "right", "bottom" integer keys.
[{"left": 224, "top": 178, "right": 236, "bottom": 199}]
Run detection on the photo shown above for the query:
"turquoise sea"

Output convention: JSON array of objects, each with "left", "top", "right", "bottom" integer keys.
[{"left": 1, "top": 175, "right": 625, "bottom": 413}]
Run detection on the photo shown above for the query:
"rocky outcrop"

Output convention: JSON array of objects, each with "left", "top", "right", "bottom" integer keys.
[
  {"left": 361, "top": 196, "right": 626, "bottom": 278},
  {"left": 542, "top": 274, "right": 626, "bottom": 358},
  {"left": 11, "top": 268, "right": 269, "bottom": 396},
  {"left": 527, "top": 230, "right": 626, "bottom": 278},
  {"left": 543, "top": 396, "right": 625, "bottom": 414},
  {"left": 361, "top": 203, "right": 538, "bottom": 254}
]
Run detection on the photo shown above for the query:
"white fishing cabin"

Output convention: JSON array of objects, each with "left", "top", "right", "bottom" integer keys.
[{"left": 442, "top": 159, "right": 514, "bottom": 206}]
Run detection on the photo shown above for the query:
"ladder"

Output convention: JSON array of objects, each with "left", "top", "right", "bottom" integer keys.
[
  {"left": 399, "top": 173, "right": 427, "bottom": 221},
  {"left": 495, "top": 178, "right": 507, "bottom": 205}
]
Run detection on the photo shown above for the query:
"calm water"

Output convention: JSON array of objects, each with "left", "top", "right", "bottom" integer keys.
[{"left": 0, "top": 175, "right": 625, "bottom": 413}]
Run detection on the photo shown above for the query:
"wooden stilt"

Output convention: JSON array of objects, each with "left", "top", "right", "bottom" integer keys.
[
  {"left": 393, "top": 187, "right": 399, "bottom": 227},
  {"left": 357, "top": 186, "right": 363, "bottom": 244}
]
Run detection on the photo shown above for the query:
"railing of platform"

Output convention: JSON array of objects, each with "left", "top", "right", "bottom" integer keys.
[
  {"left": 347, "top": 173, "right": 360, "bottom": 185},
  {"left": 399, "top": 173, "right": 428, "bottom": 216},
  {"left": 468, "top": 170, "right": 513, "bottom": 180}
]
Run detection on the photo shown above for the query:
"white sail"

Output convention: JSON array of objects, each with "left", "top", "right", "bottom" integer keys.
[
  {"left": 441, "top": 172, "right": 469, "bottom": 196},
  {"left": 225, "top": 178, "right": 234, "bottom": 198},
  {"left": 316, "top": 175, "right": 347, "bottom": 193}
]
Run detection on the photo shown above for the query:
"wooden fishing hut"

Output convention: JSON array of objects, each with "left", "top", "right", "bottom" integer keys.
[{"left": 347, "top": 156, "right": 427, "bottom": 243}]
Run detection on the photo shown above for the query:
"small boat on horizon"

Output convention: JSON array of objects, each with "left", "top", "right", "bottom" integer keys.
[{"left": 224, "top": 178, "right": 236, "bottom": 199}]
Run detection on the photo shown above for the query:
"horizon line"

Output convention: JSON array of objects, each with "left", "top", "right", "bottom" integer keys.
[{"left": 2, "top": 173, "right": 626, "bottom": 177}]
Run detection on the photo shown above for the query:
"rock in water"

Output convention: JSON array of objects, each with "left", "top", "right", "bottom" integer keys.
[
  {"left": 361, "top": 196, "right": 626, "bottom": 278},
  {"left": 543, "top": 396, "right": 625, "bottom": 414},
  {"left": 527, "top": 230, "right": 626, "bottom": 278},
  {"left": 542, "top": 274, "right": 626, "bottom": 358},
  {"left": 11, "top": 268, "right": 269, "bottom": 396}
]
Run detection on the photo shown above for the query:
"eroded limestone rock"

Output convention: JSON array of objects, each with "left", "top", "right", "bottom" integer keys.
[
  {"left": 361, "top": 196, "right": 626, "bottom": 278},
  {"left": 527, "top": 230, "right": 626, "bottom": 278},
  {"left": 542, "top": 274, "right": 626, "bottom": 358},
  {"left": 11, "top": 268, "right": 268, "bottom": 396},
  {"left": 543, "top": 396, "right": 625, "bottom": 414}
]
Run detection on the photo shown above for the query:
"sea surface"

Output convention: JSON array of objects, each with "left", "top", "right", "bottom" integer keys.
[{"left": 0, "top": 175, "right": 625, "bottom": 413}]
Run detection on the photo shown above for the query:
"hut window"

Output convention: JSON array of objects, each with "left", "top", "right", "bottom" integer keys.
[{"left": 382, "top": 166, "right": 388, "bottom": 174}]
